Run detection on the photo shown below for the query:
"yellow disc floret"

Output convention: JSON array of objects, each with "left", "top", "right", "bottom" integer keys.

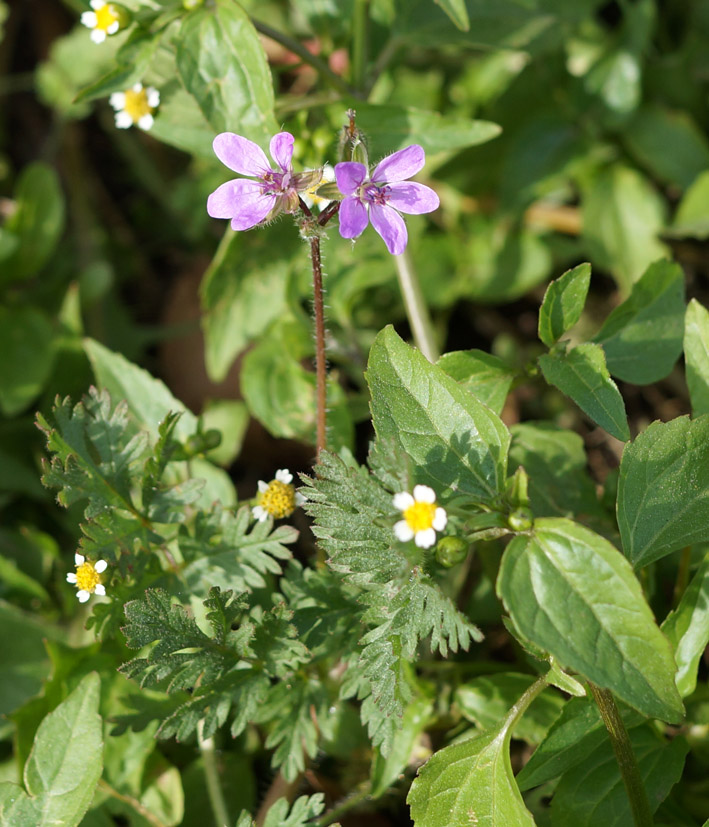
[
  {"left": 67, "top": 553, "right": 108, "bottom": 602},
  {"left": 95, "top": 3, "right": 119, "bottom": 32},
  {"left": 403, "top": 500, "right": 437, "bottom": 532},
  {"left": 260, "top": 479, "right": 297, "bottom": 519},
  {"left": 76, "top": 560, "right": 102, "bottom": 593},
  {"left": 123, "top": 86, "right": 153, "bottom": 123}
]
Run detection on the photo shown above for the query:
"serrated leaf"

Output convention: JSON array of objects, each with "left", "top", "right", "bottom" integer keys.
[
  {"left": 437, "top": 349, "right": 516, "bottom": 414},
  {"left": 258, "top": 793, "right": 326, "bottom": 827},
  {"left": 617, "top": 415, "right": 709, "bottom": 567},
  {"left": 408, "top": 681, "right": 539, "bottom": 826},
  {"left": 176, "top": 0, "right": 277, "bottom": 146},
  {"left": 662, "top": 552, "right": 709, "bottom": 698},
  {"left": 497, "top": 518, "right": 683, "bottom": 723},
  {"left": 538, "top": 343, "right": 630, "bottom": 441},
  {"left": 538, "top": 263, "right": 591, "bottom": 348},
  {"left": 0, "top": 673, "right": 102, "bottom": 826},
  {"left": 593, "top": 259, "right": 685, "bottom": 384},
  {"left": 367, "top": 326, "right": 510, "bottom": 500},
  {"left": 549, "top": 725, "right": 688, "bottom": 825},
  {"left": 684, "top": 298, "right": 709, "bottom": 416}
]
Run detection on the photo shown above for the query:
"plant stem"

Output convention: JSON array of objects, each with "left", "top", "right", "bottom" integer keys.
[
  {"left": 313, "top": 783, "right": 372, "bottom": 827},
  {"left": 351, "top": 0, "right": 369, "bottom": 91},
  {"left": 311, "top": 232, "right": 328, "bottom": 459},
  {"left": 672, "top": 546, "right": 692, "bottom": 608},
  {"left": 588, "top": 683, "right": 654, "bottom": 826},
  {"left": 394, "top": 249, "right": 439, "bottom": 362},
  {"left": 252, "top": 18, "right": 360, "bottom": 99},
  {"left": 98, "top": 779, "right": 168, "bottom": 827},
  {"left": 198, "top": 721, "right": 230, "bottom": 827}
]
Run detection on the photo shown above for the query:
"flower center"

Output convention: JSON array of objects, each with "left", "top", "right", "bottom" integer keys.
[
  {"left": 76, "top": 561, "right": 102, "bottom": 593},
  {"left": 403, "top": 501, "right": 437, "bottom": 532},
  {"left": 363, "top": 183, "right": 391, "bottom": 206},
  {"left": 260, "top": 480, "right": 297, "bottom": 519},
  {"left": 123, "top": 87, "right": 154, "bottom": 123},
  {"left": 95, "top": 3, "right": 119, "bottom": 31}
]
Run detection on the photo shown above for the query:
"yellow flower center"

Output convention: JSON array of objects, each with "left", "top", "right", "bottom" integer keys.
[
  {"left": 260, "top": 480, "right": 297, "bottom": 519},
  {"left": 95, "top": 3, "right": 119, "bottom": 31},
  {"left": 403, "top": 501, "right": 436, "bottom": 532},
  {"left": 76, "top": 561, "right": 102, "bottom": 593},
  {"left": 123, "top": 87, "right": 153, "bottom": 123}
]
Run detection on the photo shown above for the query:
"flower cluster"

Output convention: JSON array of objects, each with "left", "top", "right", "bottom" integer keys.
[
  {"left": 253, "top": 469, "right": 305, "bottom": 522},
  {"left": 206, "top": 131, "right": 438, "bottom": 255},
  {"left": 393, "top": 485, "right": 447, "bottom": 548},
  {"left": 110, "top": 83, "right": 160, "bottom": 131},
  {"left": 66, "top": 553, "right": 107, "bottom": 603}
]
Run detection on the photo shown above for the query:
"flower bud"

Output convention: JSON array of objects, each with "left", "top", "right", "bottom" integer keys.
[
  {"left": 338, "top": 109, "right": 369, "bottom": 167},
  {"left": 507, "top": 507, "right": 534, "bottom": 532},
  {"left": 435, "top": 536, "right": 469, "bottom": 568}
]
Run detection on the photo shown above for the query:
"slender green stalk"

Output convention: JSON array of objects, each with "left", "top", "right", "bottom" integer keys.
[
  {"left": 252, "top": 18, "right": 360, "bottom": 99},
  {"left": 313, "top": 783, "right": 372, "bottom": 827},
  {"left": 673, "top": 546, "right": 692, "bottom": 608},
  {"left": 506, "top": 674, "right": 548, "bottom": 732},
  {"left": 351, "top": 0, "right": 370, "bottom": 91},
  {"left": 99, "top": 779, "right": 168, "bottom": 827},
  {"left": 394, "top": 249, "right": 439, "bottom": 362},
  {"left": 588, "top": 683, "right": 654, "bottom": 827},
  {"left": 311, "top": 233, "right": 328, "bottom": 459},
  {"left": 198, "top": 721, "right": 230, "bottom": 827}
]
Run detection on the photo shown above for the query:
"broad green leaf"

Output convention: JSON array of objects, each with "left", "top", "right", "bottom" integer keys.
[
  {"left": 329, "top": 102, "right": 500, "bottom": 158},
  {"left": 437, "top": 349, "right": 516, "bottom": 414},
  {"left": 550, "top": 725, "right": 688, "bottom": 825},
  {"left": 623, "top": 105, "right": 709, "bottom": 190},
  {"left": 538, "top": 263, "right": 591, "bottom": 348},
  {"left": 200, "top": 227, "right": 294, "bottom": 383},
  {"left": 0, "top": 306, "right": 56, "bottom": 417},
  {"left": 538, "top": 343, "right": 630, "bottom": 441},
  {"left": 517, "top": 697, "right": 643, "bottom": 792},
  {"left": 84, "top": 338, "right": 197, "bottom": 441},
  {"left": 593, "top": 259, "right": 685, "bottom": 384},
  {"left": 684, "top": 299, "right": 709, "bottom": 416},
  {"left": 509, "top": 423, "right": 603, "bottom": 519},
  {"left": 433, "top": 0, "right": 469, "bottom": 31},
  {"left": 497, "top": 518, "right": 684, "bottom": 723},
  {"left": 617, "top": 416, "right": 709, "bottom": 567},
  {"left": 582, "top": 164, "right": 667, "bottom": 293},
  {"left": 662, "top": 552, "right": 709, "bottom": 698},
  {"left": 149, "top": 81, "right": 215, "bottom": 158},
  {"left": 408, "top": 681, "right": 540, "bottom": 826},
  {"left": 0, "top": 163, "right": 64, "bottom": 285},
  {"left": 370, "top": 696, "right": 433, "bottom": 798},
  {"left": 456, "top": 674, "right": 564, "bottom": 744},
  {"left": 584, "top": 49, "right": 641, "bottom": 113},
  {"left": 367, "top": 326, "right": 510, "bottom": 500},
  {"left": 176, "top": 0, "right": 277, "bottom": 147},
  {"left": 671, "top": 170, "right": 709, "bottom": 239},
  {"left": 0, "top": 673, "right": 103, "bottom": 827}
]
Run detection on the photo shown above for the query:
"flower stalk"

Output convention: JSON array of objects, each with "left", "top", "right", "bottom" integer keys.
[
  {"left": 588, "top": 683, "right": 654, "bottom": 827},
  {"left": 394, "top": 249, "right": 438, "bottom": 362}
]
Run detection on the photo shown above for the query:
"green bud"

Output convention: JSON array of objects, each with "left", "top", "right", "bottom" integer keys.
[
  {"left": 182, "top": 0, "right": 204, "bottom": 9},
  {"left": 184, "top": 429, "right": 222, "bottom": 457},
  {"left": 338, "top": 109, "right": 369, "bottom": 167},
  {"left": 507, "top": 507, "right": 534, "bottom": 532},
  {"left": 435, "top": 536, "right": 469, "bottom": 568},
  {"left": 505, "top": 466, "right": 530, "bottom": 509}
]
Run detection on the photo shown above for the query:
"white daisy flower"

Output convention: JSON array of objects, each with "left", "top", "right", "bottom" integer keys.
[
  {"left": 252, "top": 468, "right": 305, "bottom": 522},
  {"left": 393, "top": 484, "right": 447, "bottom": 549},
  {"left": 67, "top": 552, "right": 108, "bottom": 603},
  {"left": 109, "top": 83, "right": 160, "bottom": 131},
  {"left": 81, "top": 0, "right": 122, "bottom": 43}
]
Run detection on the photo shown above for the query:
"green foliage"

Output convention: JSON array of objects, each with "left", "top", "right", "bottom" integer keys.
[
  {"left": 0, "top": 673, "right": 102, "bottom": 826},
  {"left": 236, "top": 793, "right": 327, "bottom": 827},
  {"left": 538, "top": 262, "right": 591, "bottom": 348},
  {"left": 684, "top": 299, "right": 709, "bottom": 416},
  {"left": 437, "top": 349, "right": 516, "bottom": 414}
]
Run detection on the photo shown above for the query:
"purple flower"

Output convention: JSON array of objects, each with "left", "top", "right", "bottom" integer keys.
[
  {"left": 334, "top": 145, "right": 439, "bottom": 256},
  {"left": 207, "top": 131, "right": 318, "bottom": 230}
]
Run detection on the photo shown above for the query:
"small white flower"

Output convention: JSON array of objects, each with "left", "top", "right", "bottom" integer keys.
[
  {"left": 109, "top": 83, "right": 160, "bottom": 131},
  {"left": 67, "top": 553, "right": 108, "bottom": 602},
  {"left": 81, "top": 0, "right": 122, "bottom": 43},
  {"left": 252, "top": 469, "right": 305, "bottom": 521},
  {"left": 393, "top": 484, "right": 447, "bottom": 549}
]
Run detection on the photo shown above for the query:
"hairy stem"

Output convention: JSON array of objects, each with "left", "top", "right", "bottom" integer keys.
[
  {"left": 98, "top": 779, "right": 168, "bottom": 827},
  {"left": 313, "top": 783, "right": 372, "bottom": 827},
  {"left": 311, "top": 233, "right": 328, "bottom": 459},
  {"left": 588, "top": 683, "right": 654, "bottom": 826},
  {"left": 394, "top": 249, "right": 438, "bottom": 362},
  {"left": 252, "top": 18, "right": 360, "bottom": 99},
  {"left": 198, "top": 721, "right": 230, "bottom": 827}
]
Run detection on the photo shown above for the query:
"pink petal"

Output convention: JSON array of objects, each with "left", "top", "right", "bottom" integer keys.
[
  {"left": 269, "top": 132, "right": 294, "bottom": 172},
  {"left": 338, "top": 196, "right": 369, "bottom": 239},
  {"left": 213, "top": 133, "right": 270, "bottom": 177},
  {"left": 370, "top": 203, "right": 407, "bottom": 255},
  {"left": 334, "top": 162, "right": 368, "bottom": 195},
  {"left": 386, "top": 182, "right": 439, "bottom": 215},
  {"left": 207, "top": 179, "right": 275, "bottom": 230},
  {"left": 372, "top": 145, "right": 425, "bottom": 183}
]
